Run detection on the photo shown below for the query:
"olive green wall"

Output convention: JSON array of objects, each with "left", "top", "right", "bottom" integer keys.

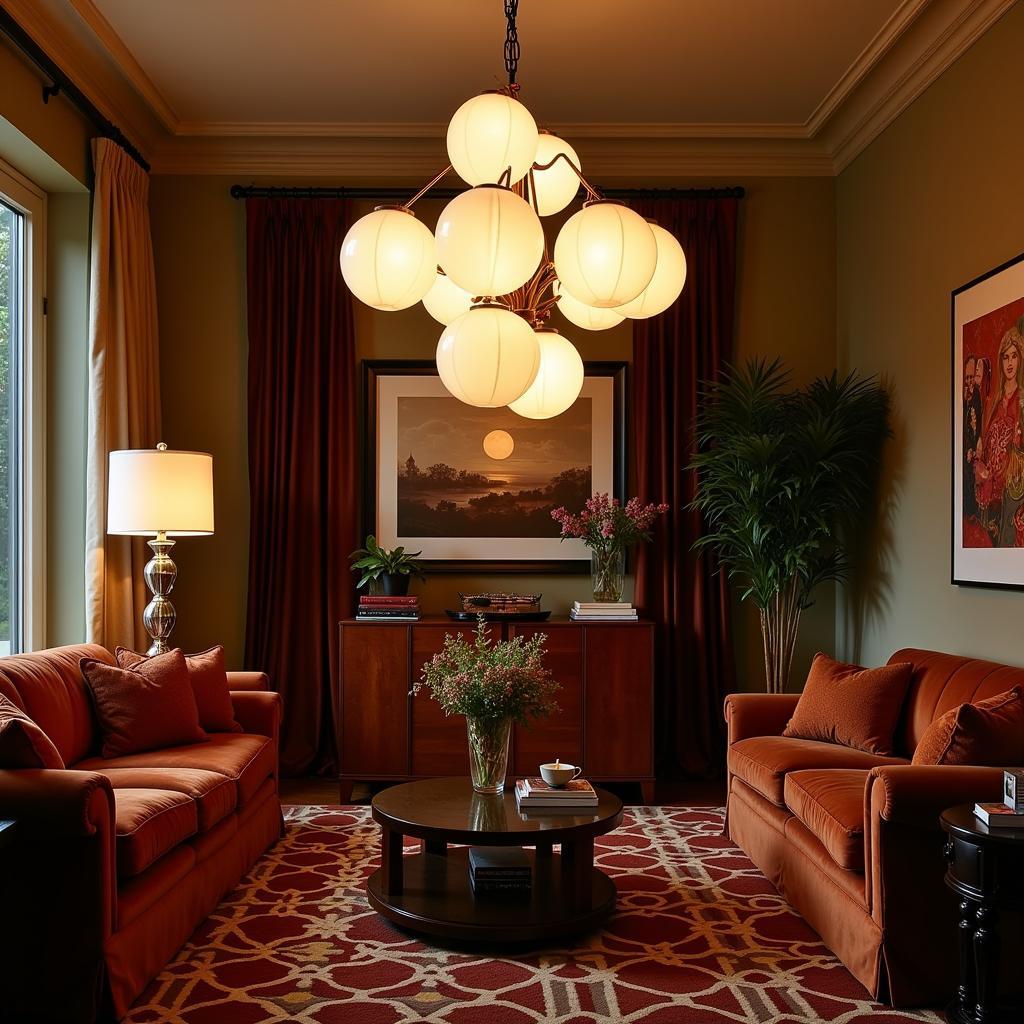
[
  {"left": 836, "top": 3, "right": 1024, "bottom": 667},
  {"left": 149, "top": 174, "right": 837, "bottom": 684}
]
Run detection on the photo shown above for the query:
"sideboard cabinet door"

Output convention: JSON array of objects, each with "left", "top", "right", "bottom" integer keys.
[
  {"left": 338, "top": 623, "right": 410, "bottom": 777},
  {"left": 583, "top": 625, "right": 654, "bottom": 778},
  {"left": 411, "top": 625, "right": 474, "bottom": 776}
]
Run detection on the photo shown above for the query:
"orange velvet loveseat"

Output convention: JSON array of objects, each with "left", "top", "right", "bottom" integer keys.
[
  {"left": 0, "top": 644, "right": 283, "bottom": 1023},
  {"left": 723, "top": 647, "right": 1023, "bottom": 1008}
]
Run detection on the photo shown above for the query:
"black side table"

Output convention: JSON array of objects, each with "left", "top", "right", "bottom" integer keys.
[{"left": 941, "top": 804, "right": 1024, "bottom": 1024}]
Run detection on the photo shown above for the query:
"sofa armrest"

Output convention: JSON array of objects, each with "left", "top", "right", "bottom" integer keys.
[
  {"left": 0, "top": 768, "right": 114, "bottom": 838},
  {"left": 231, "top": 689, "right": 281, "bottom": 744},
  {"left": 227, "top": 670, "right": 269, "bottom": 691},
  {"left": 867, "top": 764, "right": 1004, "bottom": 828},
  {"left": 724, "top": 692, "right": 800, "bottom": 744}
]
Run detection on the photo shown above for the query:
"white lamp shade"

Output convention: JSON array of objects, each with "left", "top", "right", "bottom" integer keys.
[
  {"left": 340, "top": 207, "right": 436, "bottom": 311},
  {"left": 422, "top": 270, "right": 474, "bottom": 325},
  {"left": 435, "top": 185, "right": 544, "bottom": 297},
  {"left": 613, "top": 222, "right": 687, "bottom": 318},
  {"left": 554, "top": 280, "right": 625, "bottom": 331},
  {"left": 446, "top": 92, "right": 539, "bottom": 186},
  {"left": 508, "top": 328, "right": 584, "bottom": 419},
  {"left": 107, "top": 448, "right": 214, "bottom": 536},
  {"left": 553, "top": 201, "right": 657, "bottom": 308},
  {"left": 436, "top": 305, "right": 541, "bottom": 407},
  {"left": 531, "top": 133, "right": 582, "bottom": 216}
]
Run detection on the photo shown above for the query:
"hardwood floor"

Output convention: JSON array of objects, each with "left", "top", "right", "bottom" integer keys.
[{"left": 278, "top": 777, "right": 725, "bottom": 806}]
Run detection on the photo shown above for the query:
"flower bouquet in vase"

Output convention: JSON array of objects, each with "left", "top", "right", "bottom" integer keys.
[
  {"left": 551, "top": 494, "right": 669, "bottom": 602},
  {"left": 415, "top": 615, "right": 559, "bottom": 794}
]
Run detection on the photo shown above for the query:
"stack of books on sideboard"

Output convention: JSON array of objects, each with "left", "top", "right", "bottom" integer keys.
[
  {"left": 356, "top": 595, "right": 421, "bottom": 621},
  {"left": 515, "top": 778, "right": 599, "bottom": 812},
  {"left": 570, "top": 601, "right": 637, "bottom": 621}
]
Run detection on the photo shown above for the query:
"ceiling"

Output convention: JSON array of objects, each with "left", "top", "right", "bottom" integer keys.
[
  {"left": 3, "top": 0, "right": 1016, "bottom": 174},
  {"left": 85, "top": 0, "right": 903, "bottom": 130}
]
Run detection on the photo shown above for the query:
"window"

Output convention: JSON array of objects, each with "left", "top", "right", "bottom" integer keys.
[{"left": 0, "top": 160, "right": 45, "bottom": 654}]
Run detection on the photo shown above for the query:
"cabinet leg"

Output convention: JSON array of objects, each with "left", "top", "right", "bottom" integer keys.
[
  {"left": 973, "top": 904, "right": 1000, "bottom": 1023},
  {"left": 956, "top": 898, "right": 976, "bottom": 1017},
  {"left": 380, "top": 826, "right": 404, "bottom": 898},
  {"left": 561, "top": 836, "right": 594, "bottom": 910},
  {"left": 424, "top": 839, "right": 447, "bottom": 856},
  {"left": 338, "top": 779, "right": 355, "bottom": 804},
  {"left": 640, "top": 781, "right": 656, "bottom": 805}
]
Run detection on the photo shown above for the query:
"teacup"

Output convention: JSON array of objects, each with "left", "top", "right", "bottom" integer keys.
[{"left": 540, "top": 762, "right": 582, "bottom": 787}]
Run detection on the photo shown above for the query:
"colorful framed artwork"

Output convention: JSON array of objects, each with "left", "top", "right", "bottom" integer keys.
[
  {"left": 952, "top": 249, "right": 1024, "bottom": 588},
  {"left": 363, "top": 360, "right": 626, "bottom": 572}
]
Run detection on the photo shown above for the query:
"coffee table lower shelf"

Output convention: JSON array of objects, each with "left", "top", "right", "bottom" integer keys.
[{"left": 367, "top": 847, "right": 616, "bottom": 942}]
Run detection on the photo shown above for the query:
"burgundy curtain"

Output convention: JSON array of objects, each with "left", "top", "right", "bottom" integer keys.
[
  {"left": 630, "top": 196, "right": 740, "bottom": 779},
  {"left": 244, "top": 198, "right": 359, "bottom": 776}
]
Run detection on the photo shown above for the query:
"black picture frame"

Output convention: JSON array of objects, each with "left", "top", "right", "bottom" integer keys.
[{"left": 361, "top": 359, "right": 627, "bottom": 574}]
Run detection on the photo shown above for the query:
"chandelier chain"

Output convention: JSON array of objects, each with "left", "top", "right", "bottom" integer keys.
[{"left": 504, "top": 0, "right": 520, "bottom": 85}]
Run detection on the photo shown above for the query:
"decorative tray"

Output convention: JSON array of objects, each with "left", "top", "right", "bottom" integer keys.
[{"left": 445, "top": 609, "right": 552, "bottom": 623}]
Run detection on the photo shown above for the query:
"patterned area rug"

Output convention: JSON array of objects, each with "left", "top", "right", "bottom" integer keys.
[{"left": 127, "top": 806, "right": 941, "bottom": 1023}]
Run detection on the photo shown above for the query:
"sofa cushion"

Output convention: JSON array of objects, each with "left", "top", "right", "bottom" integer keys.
[
  {"left": 116, "top": 646, "right": 241, "bottom": 734},
  {"left": 0, "top": 694, "right": 64, "bottom": 769},
  {"left": 114, "top": 788, "right": 197, "bottom": 878},
  {"left": 783, "top": 652, "right": 913, "bottom": 756},
  {"left": 81, "top": 649, "right": 207, "bottom": 758},
  {"left": 729, "top": 735, "right": 908, "bottom": 806},
  {"left": 912, "top": 687, "right": 1024, "bottom": 766},
  {"left": 784, "top": 769, "right": 869, "bottom": 872},
  {"left": 77, "top": 734, "right": 275, "bottom": 807},
  {"left": 94, "top": 766, "right": 237, "bottom": 831}
]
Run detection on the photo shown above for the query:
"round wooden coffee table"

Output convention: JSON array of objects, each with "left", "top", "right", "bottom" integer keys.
[{"left": 367, "top": 777, "right": 624, "bottom": 941}]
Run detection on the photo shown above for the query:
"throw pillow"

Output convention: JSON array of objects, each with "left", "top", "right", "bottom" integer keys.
[
  {"left": 912, "top": 687, "right": 1024, "bottom": 766},
  {"left": 0, "top": 694, "right": 64, "bottom": 769},
  {"left": 783, "top": 652, "right": 914, "bottom": 756},
  {"left": 81, "top": 649, "right": 207, "bottom": 758},
  {"left": 115, "top": 645, "right": 241, "bottom": 733}
]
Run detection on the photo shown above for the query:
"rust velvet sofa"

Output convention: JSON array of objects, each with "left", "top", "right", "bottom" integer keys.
[
  {"left": 0, "top": 644, "right": 282, "bottom": 1023},
  {"left": 724, "top": 647, "right": 1021, "bottom": 1008}
]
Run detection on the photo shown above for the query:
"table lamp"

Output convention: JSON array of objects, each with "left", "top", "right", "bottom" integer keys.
[{"left": 107, "top": 443, "right": 215, "bottom": 654}]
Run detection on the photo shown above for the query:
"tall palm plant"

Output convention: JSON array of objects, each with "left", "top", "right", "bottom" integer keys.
[{"left": 689, "top": 359, "right": 890, "bottom": 693}]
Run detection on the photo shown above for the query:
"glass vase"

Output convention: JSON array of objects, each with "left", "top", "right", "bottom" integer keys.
[
  {"left": 466, "top": 715, "right": 512, "bottom": 794},
  {"left": 591, "top": 548, "right": 625, "bottom": 602}
]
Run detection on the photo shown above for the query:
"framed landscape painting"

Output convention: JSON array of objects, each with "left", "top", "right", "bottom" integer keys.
[
  {"left": 363, "top": 360, "right": 626, "bottom": 572},
  {"left": 952, "top": 249, "right": 1024, "bottom": 588}
]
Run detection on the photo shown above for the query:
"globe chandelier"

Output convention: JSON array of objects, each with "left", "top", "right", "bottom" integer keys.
[{"left": 340, "top": 0, "right": 687, "bottom": 419}]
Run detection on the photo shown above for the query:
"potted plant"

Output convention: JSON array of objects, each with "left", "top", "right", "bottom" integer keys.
[
  {"left": 551, "top": 494, "right": 669, "bottom": 602},
  {"left": 689, "top": 358, "right": 890, "bottom": 693},
  {"left": 415, "top": 616, "right": 559, "bottom": 793},
  {"left": 349, "top": 535, "right": 426, "bottom": 596}
]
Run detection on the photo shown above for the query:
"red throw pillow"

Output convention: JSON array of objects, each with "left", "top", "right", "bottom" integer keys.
[
  {"left": 81, "top": 649, "right": 207, "bottom": 758},
  {"left": 115, "top": 645, "right": 240, "bottom": 733},
  {"left": 0, "top": 694, "right": 64, "bottom": 769},
  {"left": 913, "top": 687, "right": 1024, "bottom": 766},
  {"left": 783, "top": 652, "right": 913, "bottom": 756}
]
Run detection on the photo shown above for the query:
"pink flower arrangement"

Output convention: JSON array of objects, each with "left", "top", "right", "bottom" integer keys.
[{"left": 551, "top": 493, "right": 670, "bottom": 553}]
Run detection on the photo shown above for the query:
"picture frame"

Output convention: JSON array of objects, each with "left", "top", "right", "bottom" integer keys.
[
  {"left": 951, "top": 249, "right": 1024, "bottom": 588},
  {"left": 362, "top": 359, "right": 627, "bottom": 573}
]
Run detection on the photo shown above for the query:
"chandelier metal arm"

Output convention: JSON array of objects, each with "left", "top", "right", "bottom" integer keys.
[
  {"left": 531, "top": 150, "right": 602, "bottom": 201},
  {"left": 405, "top": 164, "right": 454, "bottom": 208}
]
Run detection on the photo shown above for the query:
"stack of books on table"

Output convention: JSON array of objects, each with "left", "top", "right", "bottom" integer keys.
[
  {"left": 356, "top": 595, "right": 420, "bottom": 621},
  {"left": 468, "top": 847, "right": 531, "bottom": 896},
  {"left": 515, "top": 777, "right": 599, "bottom": 812},
  {"left": 570, "top": 601, "right": 637, "bottom": 621},
  {"left": 974, "top": 802, "right": 1024, "bottom": 828}
]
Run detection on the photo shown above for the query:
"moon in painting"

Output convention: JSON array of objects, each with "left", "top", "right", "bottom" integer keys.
[{"left": 482, "top": 429, "right": 515, "bottom": 460}]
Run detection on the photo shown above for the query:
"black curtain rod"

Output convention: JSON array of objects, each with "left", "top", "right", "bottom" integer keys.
[
  {"left": 229, "top": 184, "right": 745, "bottom": 201},
  {"left": 0, "top": 4, "right": 150, "bottom": 173}
]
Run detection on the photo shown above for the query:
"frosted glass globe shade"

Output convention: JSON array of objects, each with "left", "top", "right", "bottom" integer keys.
[
  {"left": 482, "top": 429, "right": 515, "bottom": 460},
  {"left": 422, "top": 271, "right": 474, "bottom": 325},
  {"left": 340, "top": 207, "right": 436, "bottom": 311},
  {"left": 508, "top": 328, "right": 585, "bottom": 420},
  {"left": 531, "top": 133, "right": 582, "bottom": 216},
  {"left": 553, "top": 201, "right": 657, "bottom": 308},
  {"left": 613, "top": 222, "right": 687, "bottom": 318},
  {"left": 435, "top": 186, "right": 544, "bottom": 297},
  {"left": 435, "top": 304, "right": 540, "bottom": 407},
  {"left": 554, "top": 280, "right": 625, "bottom": 331},
  {"left": 446, "top": 92, "right": 539, "bottom": 186}
]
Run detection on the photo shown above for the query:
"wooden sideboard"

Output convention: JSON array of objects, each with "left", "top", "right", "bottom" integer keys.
[{"left": 335, "top": 617, "right": 655, "bottom": 802}]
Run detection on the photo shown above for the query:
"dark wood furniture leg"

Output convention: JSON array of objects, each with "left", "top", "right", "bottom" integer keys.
[
  {"left": 424, "top": 838, "right": 447, "bottom": 856},
  {"left": 380, "top": 825, "right": 404, "bottom": 897},
  {"left": 338, "top": 779, "right": 355, "bottom": 804},
  {"left": 640, "top": 781, "right": 656, "bottom": 804},
  {"left": 561, "top": 836, "right": 594, "bottom": 910},
  {"left": 973, "top": 904, "right": 1000, "bottom": 1024}
]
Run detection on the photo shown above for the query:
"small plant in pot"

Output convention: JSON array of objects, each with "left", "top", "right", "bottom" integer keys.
[{"left": 349, "top": 535, "right": 426, "bottom": 596}]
